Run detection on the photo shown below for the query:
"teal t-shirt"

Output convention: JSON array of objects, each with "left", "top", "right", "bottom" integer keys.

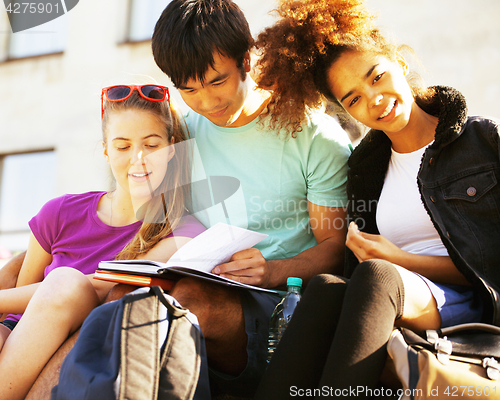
[{"left": 186, "top": 110, "right": 351, "bottom": 261}]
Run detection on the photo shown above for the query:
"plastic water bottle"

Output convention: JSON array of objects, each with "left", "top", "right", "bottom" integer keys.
[{"left": 267, "top": 277, "right": 302, "bottom": 363}]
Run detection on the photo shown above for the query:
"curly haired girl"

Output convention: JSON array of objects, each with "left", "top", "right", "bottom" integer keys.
[{"left": 255, "top": 0, "right": 500, "bottom": 398}]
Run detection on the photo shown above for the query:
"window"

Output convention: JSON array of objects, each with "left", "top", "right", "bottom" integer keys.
[
  {"left": 2, "top": 1, "right": 70, "bottom": 60},
  {"left": 7, "top": 12, "right": 68, "bottom": 59},
  {"left": 0, "top": 150, "right": 57, "bottom": 251},
  {"left": 127, "top": 0, "right": 172, "bottom": 42}
]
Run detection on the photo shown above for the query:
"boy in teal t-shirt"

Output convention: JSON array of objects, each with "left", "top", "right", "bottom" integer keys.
[
  {"left": 187, "top": 109, "right": 351, "bottom": 261},
  {"left": 151, "top": 0, "right": 351, "bottom": 396}
]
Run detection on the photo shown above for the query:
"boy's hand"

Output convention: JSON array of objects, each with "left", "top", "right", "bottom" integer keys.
[{"left": 212, "top": 248, "right": 271, "bottom": 288}]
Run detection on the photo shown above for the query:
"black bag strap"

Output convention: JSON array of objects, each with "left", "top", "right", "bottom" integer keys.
[
  {"left": 407, "top": 346, "right": 420, "bottom": 400},
  {"left": 439, "top": 322, "right": 500, "bottom": 336},
  {"left": 422, "top": 322, "right": 500, "bottom": 360}
]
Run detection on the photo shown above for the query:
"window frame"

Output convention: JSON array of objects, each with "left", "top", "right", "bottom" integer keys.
[
  {"left": 0, "top": 148, "right": 57, "bottom": 235},
  {"left": 125, "top": 0, "right": 172, "bottom": 43}
]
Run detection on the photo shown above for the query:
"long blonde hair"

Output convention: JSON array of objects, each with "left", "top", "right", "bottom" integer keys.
[{"left": 101, "top": 90, "right": 191, "bottom": 260}]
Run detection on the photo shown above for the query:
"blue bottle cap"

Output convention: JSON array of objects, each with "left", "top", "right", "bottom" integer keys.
[{"left": 287, "top": 277, "right": 302, "bottom": 288}]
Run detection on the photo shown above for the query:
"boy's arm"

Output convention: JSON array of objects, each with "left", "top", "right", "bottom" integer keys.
[
  {"left": 0, "top": 251, "right": 26, "bottom": 291},
  {"left": 213, "top": 203, "right": 346, "bottom": 289}
]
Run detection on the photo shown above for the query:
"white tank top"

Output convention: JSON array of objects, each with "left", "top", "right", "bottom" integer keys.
[{"left": 376, "top": 145, "right": 448, "bottom": 256}]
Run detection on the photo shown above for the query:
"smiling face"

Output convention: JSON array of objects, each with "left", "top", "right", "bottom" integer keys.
[
  {"left": 327, "top": 51, "right": 416, "bottom": 134},
  {"left": 177, "top": 52, "right": 252, "bottom": 127},
  {"left": 103, "top": 109, "right": 174, "bottom": 202}
]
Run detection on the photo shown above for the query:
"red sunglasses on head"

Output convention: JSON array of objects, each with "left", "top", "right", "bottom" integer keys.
[{"left": 101, "top": 84, "right": 170, "bottom": 118}]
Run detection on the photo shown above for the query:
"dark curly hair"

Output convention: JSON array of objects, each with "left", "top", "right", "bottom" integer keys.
[{"left": 254, "top": 0, "right": 434, "bottom": 136}]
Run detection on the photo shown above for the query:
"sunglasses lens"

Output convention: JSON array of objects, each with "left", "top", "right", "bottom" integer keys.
[
  {"left": 106, "top": 86, "right": 132, "bottom": 101},
  {"left": 141, "top": 85, "right": 166, "bottom": 100}
]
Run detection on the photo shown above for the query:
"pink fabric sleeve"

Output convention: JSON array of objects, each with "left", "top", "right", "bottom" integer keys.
[
  {"left": 28, "top": 196, "right": 65, "bottom": 254},
  {"left": 168, "top": 215, "right": 206, "bottom": 239}
]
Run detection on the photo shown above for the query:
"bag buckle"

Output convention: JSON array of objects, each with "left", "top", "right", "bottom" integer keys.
[
  {"left": 426, "top": 330, "right": 452, "bottom": 365},
  {"left": 483, "top": 357, "right": 500, "bottom": 381},
  {"left": 434, "top": 336, "right": 452, "bottom": 365}
]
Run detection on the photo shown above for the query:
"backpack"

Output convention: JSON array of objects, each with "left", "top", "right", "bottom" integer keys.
[{"left": 51, "top": 286, "right": 211, "bottom": 400}]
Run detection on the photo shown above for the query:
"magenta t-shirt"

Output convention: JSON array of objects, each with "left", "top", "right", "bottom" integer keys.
[{"left": 7, "top": 191, "right": 205, "bottom": 323}]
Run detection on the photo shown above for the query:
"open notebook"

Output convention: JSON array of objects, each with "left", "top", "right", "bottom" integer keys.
[{"left": 95, "top": 222, "right": 277, "bottom": 294}]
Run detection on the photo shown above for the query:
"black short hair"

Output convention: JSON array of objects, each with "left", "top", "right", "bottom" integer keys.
[{"left": 152, "top": 0, "right": 253, "bottom": 88}]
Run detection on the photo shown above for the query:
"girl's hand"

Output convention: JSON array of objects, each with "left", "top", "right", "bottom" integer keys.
[
  {"left": 346, "top": 222, "right": 470, "bottom": 285},
  {"left": 346, "top": 221, "right": 404, "bottom": 264}
]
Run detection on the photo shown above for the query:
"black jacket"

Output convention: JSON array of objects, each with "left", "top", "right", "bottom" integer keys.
[{"left": 345, "top": 86, "right": 500, "bottom": 325}]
